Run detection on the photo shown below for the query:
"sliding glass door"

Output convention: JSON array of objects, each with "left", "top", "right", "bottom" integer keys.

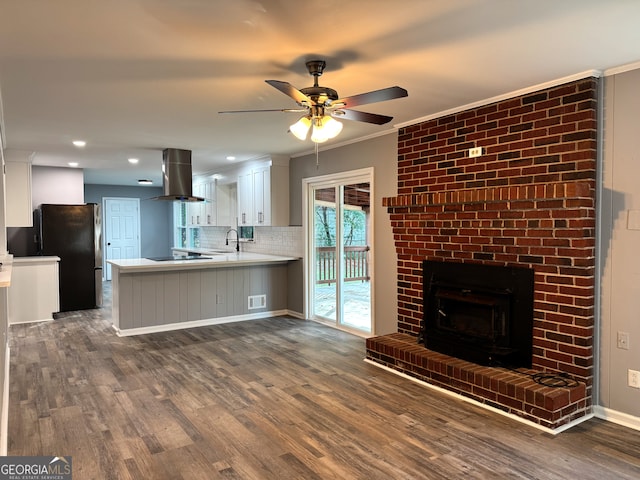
[
  {"left": 313, "top": 186, "right": 339, "bottom": 322},
  {"left": 307, "top": 170, "right": 372, "bottom": 333}
]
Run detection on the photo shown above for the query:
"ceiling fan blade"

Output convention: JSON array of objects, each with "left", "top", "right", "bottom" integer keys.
[
  {"left": 219, "top": 108, "right": 307, "bottom": 114},
  {"left": 333, "top": 109, "right": 393, "bottom": 125},
  {"left": 265, "top": 80, "right": 315, "bottom": 106},
  {"left": 331, "top": 86, "right": 408, "bottom": 109}
]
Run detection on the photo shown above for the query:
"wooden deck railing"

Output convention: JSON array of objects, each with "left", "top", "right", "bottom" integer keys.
[{"left": 316, "top": 246, "right": 370, "bottom": 284}]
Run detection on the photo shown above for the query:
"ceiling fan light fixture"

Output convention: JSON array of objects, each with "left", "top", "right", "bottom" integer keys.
[
  {"left": 324, "top": 116, "right": 343, "bottom": 138},
  {"left": 311, "top": 115, "right": 343, "bottom": 143},
  {"left": 290, "top": 116, "right": 312, "bottom": 140}
]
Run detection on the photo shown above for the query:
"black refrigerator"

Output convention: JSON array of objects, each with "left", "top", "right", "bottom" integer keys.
[{"left": 38, "top": 204, "right": 103, "bottom": 312}]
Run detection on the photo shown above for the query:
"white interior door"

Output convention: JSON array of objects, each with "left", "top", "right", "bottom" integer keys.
[{"left": 104, "top": 198, "right": 141, "bottom": 280}]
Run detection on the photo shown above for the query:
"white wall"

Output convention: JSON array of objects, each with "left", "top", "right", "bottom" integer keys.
[
  {"left": 0, "top": 142, "right": 7, "bottom": 255},
  {"left": 32, "top": 166, "right": 84, "bottom": 206},
  {"left": 599, "top": 67, "right": 640, "bottom": 418},
  {"left": 0, "top": 116, "right": 9, "bottom": 454}
]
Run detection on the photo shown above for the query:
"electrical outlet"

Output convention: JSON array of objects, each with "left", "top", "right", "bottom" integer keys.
[
  {"left": 628, "top": 369, "right": 640, "bottom": 389},
  {"left": 469, "top": 147, "right": 483, "bottom": 158},
  {"left": 617, "top": 331, "right": 630, "bottom": 350}
]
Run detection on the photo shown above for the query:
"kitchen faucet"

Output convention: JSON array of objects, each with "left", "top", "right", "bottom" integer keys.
[{"left": 225, "top": 228, "right": 240, "bottom": 252}]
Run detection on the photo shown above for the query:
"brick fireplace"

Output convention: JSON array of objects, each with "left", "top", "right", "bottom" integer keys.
[{"left": 366, "top": 77, "right": 597, "bottom": 430}]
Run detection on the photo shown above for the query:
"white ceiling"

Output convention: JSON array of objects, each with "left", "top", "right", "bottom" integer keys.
[{"left": 1, "top": 0, "right": 639, "bottom": 186}]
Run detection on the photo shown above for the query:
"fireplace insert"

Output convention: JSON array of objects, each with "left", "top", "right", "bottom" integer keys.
[{"left": 421, "top": 260, "right": 534, "bottom": 367}]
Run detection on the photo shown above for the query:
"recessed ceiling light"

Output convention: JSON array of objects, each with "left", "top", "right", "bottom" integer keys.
[
  {"left": 128, "top": 158, "right": 139, "bottom": 164},
  {"left": 72, "top": 140, "right": 86, "bottom": 147},
  {"left": 68, "top": 162, "right": 79, "bottom": 167},
  {"left": 137, "top": 179, "right": 153, "bottom": 185},
  {"left": 226, "top": 156, "right": 236, "bottom": 161}
]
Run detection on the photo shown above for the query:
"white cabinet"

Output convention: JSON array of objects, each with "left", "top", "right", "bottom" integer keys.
[
  {"left": 190, "top": 177, "right": 216, "bottom": 226},
  {"left": 189, "top": 181, "right": 204, "bottom": 226},
  {"left": 216, "top": 182, "right": 237, "bottom": 227},
  {"left": 236, "top": 159, "right": 289, "bottom": 227},
  {"left": 237, "top": 171, "right": 253, "bottom": 226},
  {"left": 174, "top": 176, "right": 224, "bottom": 247},
  {"left": 5, "top": 161, "right": 33, "bottom": 227},
  {"left": 179, "top": 156, "right": 289, "bottom": 230},
  {"left": 8, "top": 256, "right": 60, "bottom": 323},
  {"left": 252, "top": 166, "right": 269, "bottom": 225},
  {"left": 203, "top": 181, "right": 216, "bottom": 225}
]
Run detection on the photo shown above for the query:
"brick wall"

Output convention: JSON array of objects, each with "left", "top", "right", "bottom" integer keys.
[{"left": 383, "top": 77, "right": 598, "bottom": 393}]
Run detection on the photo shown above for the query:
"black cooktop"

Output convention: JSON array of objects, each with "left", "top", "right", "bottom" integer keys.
[{"left": 146, "top": 255, "right": 213, "bottom": 261}]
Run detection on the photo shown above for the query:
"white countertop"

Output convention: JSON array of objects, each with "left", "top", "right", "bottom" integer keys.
[
  {"left": 13, "top": 256, "right": 61, "bottom": 265},
  {"left": 0, "top": 254, "right": 13, "bottom": 288},
  {"left": 108, "top": 251, "right": 300, "bottom": 273},
  {"left": 172, "top": 247, "right": 237, "bottom": 255}
]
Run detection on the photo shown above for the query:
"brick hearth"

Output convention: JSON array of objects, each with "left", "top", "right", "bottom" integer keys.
[
  {"left": 367, "top": 77, "right": 597, "bottom": 429},
  {"left": 366, "top": 334, "right": 587, "bottom": 430}
]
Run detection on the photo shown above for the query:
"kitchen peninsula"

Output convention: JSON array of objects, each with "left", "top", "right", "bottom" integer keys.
[{"left": 108, "top": 251, "right": 299, "bottom": 336}]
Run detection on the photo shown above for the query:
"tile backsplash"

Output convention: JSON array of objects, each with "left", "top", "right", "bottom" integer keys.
[{"left": 199, "top": 226, "right": 303, "bottom": 257}]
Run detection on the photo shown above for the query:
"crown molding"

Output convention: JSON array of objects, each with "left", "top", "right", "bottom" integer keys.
[
  {"left": 394, "top": 69, "right": 602, "bottom": 129},
  {"left": 603, "top": 60, "right": 640, "bottom": 76}
]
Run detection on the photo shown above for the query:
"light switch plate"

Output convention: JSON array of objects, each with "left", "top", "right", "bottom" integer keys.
[{"left": 627, "top": 210, "right": 640, "bottom": 230}]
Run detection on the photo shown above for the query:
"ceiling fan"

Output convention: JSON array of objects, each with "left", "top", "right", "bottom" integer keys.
[{"left": 219, "top": 59, "right": 408, "bottom": 143}]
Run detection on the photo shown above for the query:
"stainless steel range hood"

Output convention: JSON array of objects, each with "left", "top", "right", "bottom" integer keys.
[{"left": 154, "top": 148, "right": 205, "bottom": 202}]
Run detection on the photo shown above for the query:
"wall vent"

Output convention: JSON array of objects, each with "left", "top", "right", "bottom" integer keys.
[{"left": 248, "top": 294, "right": 267, "bottom": 310}]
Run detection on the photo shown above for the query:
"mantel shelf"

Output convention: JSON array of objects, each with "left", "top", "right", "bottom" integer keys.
[{"left": 383, "top": 181, "right": 592, "bottom": 208}]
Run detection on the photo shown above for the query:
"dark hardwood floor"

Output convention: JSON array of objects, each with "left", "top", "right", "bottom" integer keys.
[{"left": 8, "top": 284, "right": 640, "bottom": 479}]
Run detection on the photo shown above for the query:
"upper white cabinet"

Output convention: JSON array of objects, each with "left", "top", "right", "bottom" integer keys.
[
  {"left": 190, "top": 176, "right": 216, "bottom": 226},
  {"left": 187, "top": 155, "right": 289, "bottom": 228},
  {"left": 252, "top": 166, "right": 269, "bottom": 225},
  {"left": 5, "top": 152, "right": 34, "bottom": 227},
  {"left": 190, "top": 181, "right": 204, "bottom": 226},
  {"left": 203, "top": 180, "right": 216, "bottom": 226},
  {"left": 237, "top": 170, "right": 253, "bottom": 226},
  {"left": 216, "top": 182, "right": 237, "bottom": 227},
  {"left": 237, "top": 156, "right": 289, "bottom": 227}
]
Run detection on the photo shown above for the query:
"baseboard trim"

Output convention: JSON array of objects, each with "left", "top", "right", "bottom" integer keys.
[
  {"left": 594, "top": 406, "right": 640, "bottom": 432},
  {"left": 113, "top": 310, "right": 294, "bottom": 336},
  {"left": 1, "top": 345, "right": 9, "bottom": 456},
  {"left": 9, "top": 318, "right": 54, "bottom": 325},
  {"left": 364, "top": 358, "right": 594, "bottom": 435}
]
